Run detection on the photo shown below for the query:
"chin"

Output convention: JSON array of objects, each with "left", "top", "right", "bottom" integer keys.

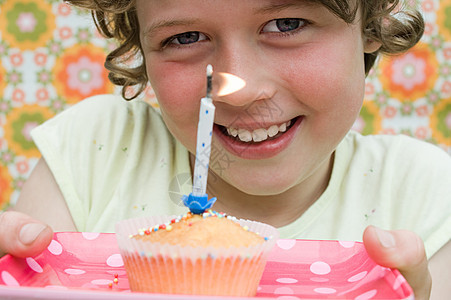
[{"left": 224, "top": 172, "right": 297, "bottom": 196}]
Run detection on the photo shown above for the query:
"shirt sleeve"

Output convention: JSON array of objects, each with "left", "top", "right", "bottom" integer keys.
[
  {"left": 30, "top": 94, "right": 182, "bottom": 231},
  {"left": 389, "top": 135, "right": 451, "bottom": 258}
]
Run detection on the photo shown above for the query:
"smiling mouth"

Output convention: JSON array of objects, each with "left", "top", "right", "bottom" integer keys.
[{"left": 217, "top": 116, "right": 300, "bottom": 143}]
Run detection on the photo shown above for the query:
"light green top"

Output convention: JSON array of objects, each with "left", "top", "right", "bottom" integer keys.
[{"left": 32, "top": 94, "right": 451, "bottom": 258}]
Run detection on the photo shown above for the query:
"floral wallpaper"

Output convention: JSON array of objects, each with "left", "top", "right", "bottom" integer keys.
[{"left": 0, "top": 0, "right": 450, "bottom": 210}]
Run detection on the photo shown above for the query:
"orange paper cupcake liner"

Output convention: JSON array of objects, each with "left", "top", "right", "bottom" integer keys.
[{"left": 115, "top": 215, "right": 279, "bottom": 296}]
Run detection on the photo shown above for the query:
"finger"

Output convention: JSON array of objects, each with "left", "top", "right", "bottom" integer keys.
[
  {"left": 363, "top": 225, "right": 431, "bottom": 300},
  {"left": 0, "top": 211, "right": 53, "bottom": 258}
]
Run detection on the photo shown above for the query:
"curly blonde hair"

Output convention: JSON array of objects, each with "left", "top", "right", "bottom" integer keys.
[{"left": 64, "top": 0, "right": 424, "bottom": 100}]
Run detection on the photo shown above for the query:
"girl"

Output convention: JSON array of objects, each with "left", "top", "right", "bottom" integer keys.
[{"left": 1, "top": 1, "right": 450, "bottom": 299}]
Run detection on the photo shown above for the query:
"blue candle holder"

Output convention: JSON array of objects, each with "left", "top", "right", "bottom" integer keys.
[{"left": 182, "top": 193, "right": 217, "bottom": 214}]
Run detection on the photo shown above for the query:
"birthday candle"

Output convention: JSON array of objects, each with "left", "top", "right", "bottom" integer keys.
[{"left": 192, "top": 65, "right": 215, "bottom": 196}]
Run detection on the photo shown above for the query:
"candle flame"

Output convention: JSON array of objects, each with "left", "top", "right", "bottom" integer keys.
[{"left": 216, "top": 72, "right": 246, "bottom": 96}]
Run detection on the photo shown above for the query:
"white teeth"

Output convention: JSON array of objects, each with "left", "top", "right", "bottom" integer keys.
[
  {"left": 267, "top": 125, "right": 279, "bottom": 137},
  {"left": 252, "top": 128, "right": 268, "bottom": 142},
  {"left": 279, "top": 122, "right": 287, "bottom": 132},
  {"left": 227, "top": 127, "right": 238, "bottom": 137},
  {"left": 238, "top": 128, "right": 252, "bottom": 142},
  {"left": 226, "top": 120, "right": 294, "bottom": 143}
]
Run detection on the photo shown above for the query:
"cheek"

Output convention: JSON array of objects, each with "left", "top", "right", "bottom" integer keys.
[
  {"left": 285, "top": 36, "right": 366, "bottom": 115},
  {"left": 146, "top": 62, "right": 204, "bottom": 151},
  {"left": 148, "top": 63, "right": 201, "bottom": 115}
]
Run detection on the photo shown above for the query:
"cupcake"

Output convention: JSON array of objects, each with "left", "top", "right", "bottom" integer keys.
[{"left": 115, "top": 210, "right": 278, "bottom": 296}]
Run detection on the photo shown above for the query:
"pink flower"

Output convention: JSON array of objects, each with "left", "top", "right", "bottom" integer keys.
[
  {"left": 446, "top": 112, "right": 451, "bottom": 130},
  {"left": 67, "top": 57, "right": 105, "bottom": 95},
  {"left": 351, "top": 116, "right": 365, "bottom": 132},
  {"left": 22, "top": 122, "right": 38, "bottom": 141},
  {"left": 392, "top": 53, "right": 426, "bottom": 91},
  {"left": 16, "top": 12, "right": 37, "bottom": 32}
]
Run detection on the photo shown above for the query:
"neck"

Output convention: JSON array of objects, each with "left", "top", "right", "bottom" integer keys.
[{"left": 190, "top": 153, "right": 334, "bottom": 228}]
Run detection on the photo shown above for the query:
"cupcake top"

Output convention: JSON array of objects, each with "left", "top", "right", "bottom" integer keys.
[{"left": 131, "top": 210, "right": 266, "bottom": 248}]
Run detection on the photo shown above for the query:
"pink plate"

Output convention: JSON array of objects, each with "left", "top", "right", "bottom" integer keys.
[{"left": 0, "top": 232, "right": 413, "bottom": 300}]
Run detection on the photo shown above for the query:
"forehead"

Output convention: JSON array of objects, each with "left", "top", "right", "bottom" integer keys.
[{"left": 135, "top": 0, "right": 356, "bottom": 23}]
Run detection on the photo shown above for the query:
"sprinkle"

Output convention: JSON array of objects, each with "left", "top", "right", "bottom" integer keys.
[
  {"left": 153, "top": 227, "right": 158, "bottom": 232},
  {"left": 108, "top": 283, "right": 113, "bottom": 288},
  {"left": 243, "top": 226, "right": 249, "bottom": 231},
  {"left": 166, "top": 225, "right": 173, "bottom": 231},
  {"left": 114, "top": 274, "right": 119, "bottom": 279},
  {"left": 113, "top": 278, "right": 119, "bottom": 284},
  {"left": 144, "top": 229, "right": 151, "bottom": 235},
  {"left": 170, "top": 219, "right": 176, "bottom": 224},
  {"left": 159, "top": 224, "right": 166, "bottom": 230},
  {"left": 264, "top": 237, "right": 269, "bottom": 241}
]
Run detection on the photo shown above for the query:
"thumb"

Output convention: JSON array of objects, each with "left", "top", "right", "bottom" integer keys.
[
  {"left": 0, "top": 211, "right": 53, "bottom": 258},
  {"left": 363, "top": 225, "right": 431, "bottom": 300}
]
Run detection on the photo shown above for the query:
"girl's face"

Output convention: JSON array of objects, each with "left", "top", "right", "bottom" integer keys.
[{"left": 136, "top": 0, "right": 372, "bottom": 195}]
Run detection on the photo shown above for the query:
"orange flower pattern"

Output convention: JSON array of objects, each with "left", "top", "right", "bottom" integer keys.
[
  {"left": 53, "top": 45, "right": 114, "bottom": 104},
  {"left": 379, "top": 43, "right": 438, "bottom": 101},
  {"left": 0, "top": 1, "right": 450, "bottom": 209}
]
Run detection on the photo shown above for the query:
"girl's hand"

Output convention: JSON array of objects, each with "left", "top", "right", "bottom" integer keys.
[
  {"left": 0, "top": 210, "right": 53, "bottom": 258},
  {"left": 363, "top": 225, "right": 431, "bottom": 300}
]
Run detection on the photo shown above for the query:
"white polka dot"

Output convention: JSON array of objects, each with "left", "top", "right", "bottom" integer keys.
[
  {"left": 91, "top": 279, "right": 113, "bottom": 285},
  {"left": 354, "top": 289, "right": 378, "bottom": 300},
  {"left": 277, "top": 297, "right": 301, "bottom": 300},
  {"left": 277, "top": 240, "right": 296, "bottom": 250},
  {"left": 310, "top": 261, "right": 331, "bottom": 275},
  {"left": 47, "top": 240, "right": 63, "bottom": 255},
  {"left": 106, "top": 254, "right": 124, "bottom": 267},
  {"left": 276, "top": 278, "right": 298, "bottom": 284},
  {"left": 339, "top": 241, "right": 356, "bottom": 248},
  {"left": 393, "top": 274, "right": 406, "bottom": 290},
  {"left": 310, "top": 277, "right": 329, "bottom": 282},
  {"left": 1, "top": 271, "right": 20, "bottom": 286},
  {"left": 82, "top": 232, "right": 100, "bottom": 240},
  {"left": 64, "top": 268, "right": 86, "bottom": 275},
  {"left": 348, "top": 271, "right": 368, "bottom": 282},
  {"left": 314, "top": 287, "right": 336, "bottom": 294},
  {"left": 26, "top": 257, "right": 43, "bottom": 273},
  {"left": 274, "top": 287, "right": 294, "bottom": 294},
  {"left": 44, "top": 285, "right": 68, "bottom": 290}
]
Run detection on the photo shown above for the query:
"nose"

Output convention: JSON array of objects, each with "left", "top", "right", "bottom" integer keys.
[{"left": 211, "top": 41, "right": 276, "bottom": 107}]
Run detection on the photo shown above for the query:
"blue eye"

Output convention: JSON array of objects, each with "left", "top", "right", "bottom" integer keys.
[
  {"left": 169, "top": 31, "right": 207, "bottom": 45},
  {"left": 262, "top": 18, "right": 305, "bottom": 33}
]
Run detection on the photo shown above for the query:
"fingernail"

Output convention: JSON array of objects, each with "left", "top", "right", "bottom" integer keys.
[
  {"left": 374, "top": 226, "right": 396, "bottom": 248},
  {"left": 19, "top": 223, "right": 47, "bottom": 245}
]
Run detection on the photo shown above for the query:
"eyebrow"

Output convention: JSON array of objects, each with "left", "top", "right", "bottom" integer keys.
[
  {"left": 254, "top": 1, "right": 319, "bottom": 14},
  {"left": 142, "top": 18, "right": 202, "bottom": 38},
  {"left": 142, "top": 1, "right": 320, "bottom": 38}
]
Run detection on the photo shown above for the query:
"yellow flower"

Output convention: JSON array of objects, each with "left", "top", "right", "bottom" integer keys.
[
  {"left": 0, "top": 164, "right": 13, "bottom": 210},
  {"left": 430, "top": 97, "right": 451, "bottom": 146},
  {"left": 0, "top": 0, "right": 56, "bottom": 50},
  {"left": 4, "top": 104, "right": 54, "bottom": 158}
]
